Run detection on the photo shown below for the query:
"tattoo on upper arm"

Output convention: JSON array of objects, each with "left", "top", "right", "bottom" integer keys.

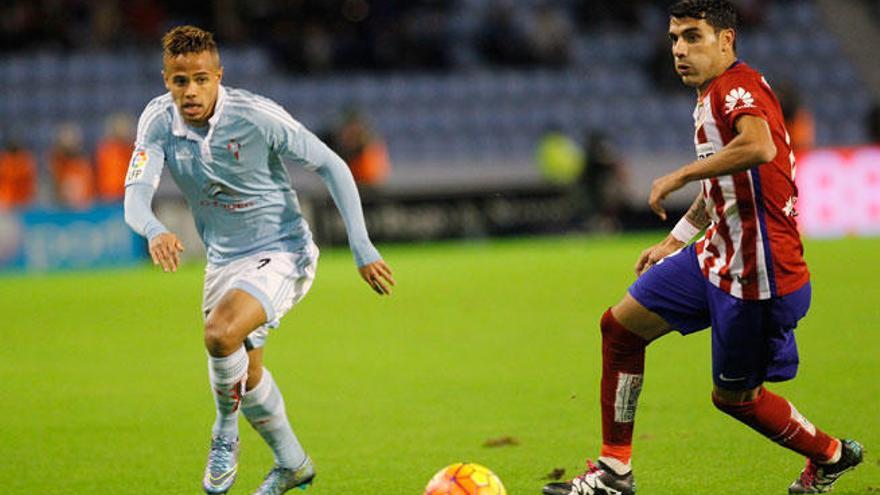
[{"left": 685, "top": 195, "right": 710, "bottom": 229}]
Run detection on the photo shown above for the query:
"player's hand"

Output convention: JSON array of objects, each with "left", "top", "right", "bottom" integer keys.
[
  {"left": 649, "top": 170, "right": 688, "bottom": 221},
  {"left": 359, "top": 260, "right": 395, "bottom": 296},
  {"left": 148, "top": 232, "right": 184, "bottom": 273},
  {"left": 634, "top": 235, "right": 685, "bottom": 277}
]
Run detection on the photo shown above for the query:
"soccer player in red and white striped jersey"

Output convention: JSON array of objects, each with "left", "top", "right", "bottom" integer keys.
[
  {"left": 543, "top": 2, "right": 863, "bottom": 494},
  {"left": 688, "top": 56, "right": 808, "bottom": 301}
]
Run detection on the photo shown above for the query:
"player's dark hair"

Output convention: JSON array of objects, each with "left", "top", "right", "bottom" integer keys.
[
  {"left": 670, "top": 0, "right": 739, "bottom": 49},
  {"left": 162, "top": 25, "right": 219, "bottom": 59}
]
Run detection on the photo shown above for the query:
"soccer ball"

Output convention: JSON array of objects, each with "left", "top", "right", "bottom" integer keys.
[{"left": 424, "top": 463, "right": 507, "bottom": 495}]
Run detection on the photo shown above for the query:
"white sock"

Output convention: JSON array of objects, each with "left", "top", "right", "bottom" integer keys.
[
  {"left": 822, "top": 440, "right": 843, "bottom": 464},
  {"left": 599, "top": 455, "right": 632, "bottom": 475},
  {"left": 242, "top": 368, "right": 307, "bottom": 469},
  {"left": 208, "top": 346, "right": 248, "bottom": 438}
]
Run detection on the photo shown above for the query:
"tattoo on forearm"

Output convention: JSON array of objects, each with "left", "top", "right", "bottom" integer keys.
[{"left": 685, "top": 195, "right": 710, "bottom": 229}]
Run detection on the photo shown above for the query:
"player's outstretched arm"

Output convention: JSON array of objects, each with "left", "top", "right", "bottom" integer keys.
[
  {"left": 634, "top": 235, "right": 684, "bottom": 276},
  {"left": 314, "top": 153, "right": 395, "bottom": 296},
  {"left": 634, "top": 194, "right": 708, "bottom": 276},
  {"left": 358, "top": 260, "right": 395, "bottom": 295},
  {"left": 288, "top": 127, "right": 391, "bottom": 282},
  {"left": 259, "top": 99, "right": 393, "bottom": 293},
  {"left": 648, "top": 115, "right": 776, "bottom": 219}
]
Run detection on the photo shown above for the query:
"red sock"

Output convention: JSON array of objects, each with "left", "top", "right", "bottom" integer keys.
[
  {"left": 599, "top": 308, "right": 647, "bottom": 465},
  {"left": 713, "top": 387, "right": 839, "bottom": 462}
]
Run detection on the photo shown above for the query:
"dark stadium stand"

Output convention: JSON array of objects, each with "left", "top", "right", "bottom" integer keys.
[{"left": 0, "top": 1, "right": 873, "bottom": 200}]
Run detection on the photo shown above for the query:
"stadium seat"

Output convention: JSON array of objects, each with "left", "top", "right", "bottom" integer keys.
[{"left": 1, "top": 0, "right": 871, "bottom": 171}]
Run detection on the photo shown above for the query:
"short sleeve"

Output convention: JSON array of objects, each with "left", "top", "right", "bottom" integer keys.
[
  {"left": 125, "top": 100, "right": 168, "bottom": 189},
  {"left": 713, "top": 73, "right": 771, "bottom": 130}
]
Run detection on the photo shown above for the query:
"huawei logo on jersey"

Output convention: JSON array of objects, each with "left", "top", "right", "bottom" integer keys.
[{"left": 724, "top": 87, "right": 755, "bottom": 115}]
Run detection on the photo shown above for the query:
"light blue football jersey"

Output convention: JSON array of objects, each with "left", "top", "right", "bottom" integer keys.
[{"left": 124, "top": 86, "right": 379, "bottom": 267}]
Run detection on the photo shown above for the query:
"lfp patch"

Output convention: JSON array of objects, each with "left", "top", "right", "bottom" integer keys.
[{"left": 126, "top": 150, "right": 148, "bottom": 182}]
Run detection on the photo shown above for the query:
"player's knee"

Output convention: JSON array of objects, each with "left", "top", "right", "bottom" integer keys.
[
  {"left": 600, "top": 308, "right": 647, "bottom": 351},
  {"left": 204, "top": 318, "right": 240, "bottom": 357}
]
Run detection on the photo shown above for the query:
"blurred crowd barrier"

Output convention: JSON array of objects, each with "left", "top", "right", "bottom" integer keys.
[
  {"left": 0, "top": 204, "right": 143, "bottom": 272},
  {"left": 142, "top": 179, "right": 587, "bottom": 264}
]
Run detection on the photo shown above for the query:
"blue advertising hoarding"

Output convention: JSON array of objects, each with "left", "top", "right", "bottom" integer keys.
[{"left": 0, "top": 204, "right": 145, "bottom": 272}]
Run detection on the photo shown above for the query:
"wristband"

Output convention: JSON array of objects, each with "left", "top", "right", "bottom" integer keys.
[{"left": 670, "top": 217, "right": 701, "bottom": 243}]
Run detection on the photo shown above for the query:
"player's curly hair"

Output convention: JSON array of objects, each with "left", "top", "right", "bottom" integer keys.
[
  {"left": 162, "top": 25, "right": 219, "bottom": 58},
  {"left": 670, "top": 0, "right": 738, "bottom": 48}
]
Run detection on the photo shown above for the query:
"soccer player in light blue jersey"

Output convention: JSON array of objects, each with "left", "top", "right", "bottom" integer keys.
[{"left": 123, "top": 26, "right": 395, "bottom": 495}]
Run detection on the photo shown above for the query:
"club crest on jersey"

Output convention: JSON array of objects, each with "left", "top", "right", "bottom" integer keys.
[
  {"left": 126, "top": 149, "right": 148, "bottom": 182},
  {"left": 724, "top": 87, "right": 755, "bottom": 115},
  {"left": 227, "top": 139, "right": 240, "bottom": 160},
  {"left": 783, "top": 196, "right": 799, "bottom": 217}
]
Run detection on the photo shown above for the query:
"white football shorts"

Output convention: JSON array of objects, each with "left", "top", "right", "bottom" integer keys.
[{"left": 202, "top": 243, "right": 319, "bottom": 349}]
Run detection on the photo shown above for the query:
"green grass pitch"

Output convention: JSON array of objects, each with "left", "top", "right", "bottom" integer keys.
[{"left": 1, "top": 234, "right": 877, "bottom": 494}]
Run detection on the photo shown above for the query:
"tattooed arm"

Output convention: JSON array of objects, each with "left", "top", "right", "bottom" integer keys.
[
  {"left": 683, "top": 194, "right": 710, "bottom": 231},
  {"left": 649, "top": 115, "right": 775, "bottom": 220}
]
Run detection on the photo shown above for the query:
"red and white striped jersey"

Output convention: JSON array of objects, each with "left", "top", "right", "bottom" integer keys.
[{"left": 692, "top": 61, "right": 809, "bottom": 300}]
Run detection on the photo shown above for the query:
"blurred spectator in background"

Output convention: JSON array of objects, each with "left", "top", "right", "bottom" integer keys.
[
  {"left": 254, "top": 0, "right": 454, "bottom": 73},
  {"left": 324, "top": 109, "right": 391, "bottom": 189},
  {"left": 479, "top": 2, "right": 533, "bottom": 67},
  {"left": 536, "top": 127, "right": 584, "bottom": 186},
  {"left": 0, "top": 138, "right": 37, "bottom": 210},
  {"left": 0, "top": 1, "right": 76, "bottom": 51},
  {"left": 49, "top": 124, "right": 94, "bottom": 210},
  {"left": 394, "top": 2, "right": 454, "bottom": 70},
  {"left": 579, "top": 131, "right": 628, "bottom": 232},
  {"left": 730, "top": 0, "right": 768, "bottom": 28},
  {"left": 868, "top": 101, "right": 880, "bottom": 144},
  {"left": 526, "top": 2, "right": 574, "bottom": 67},
  {"left": 95, "top": 113, "right": 135, "bottom": 202},
  {"left": 480, "top": 1, "right": 574, "bottom": 68},
  {"left": 776, "top": 81, "right": 815, "bottom": 153},
  {"left": 122, "top": 0, "right": 167, "bottom": 44},
  {"left": 89, "top": 0, "right": 123, "bottom": 47},
  {"left": 577, "top": 0, "right": 642, "bottom": 29},
  {"left": 1, "top": 0, "right": 166, "bottom": 51}
]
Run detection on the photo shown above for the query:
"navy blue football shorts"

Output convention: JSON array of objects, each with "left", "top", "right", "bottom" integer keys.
[{"left": 628, "top": 244, "right": 811, "bottom": 390}]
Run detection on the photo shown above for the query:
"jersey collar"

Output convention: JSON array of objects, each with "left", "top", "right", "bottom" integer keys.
[{"left": 699, "top": 59, "right": 742, "bottom": 99}]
